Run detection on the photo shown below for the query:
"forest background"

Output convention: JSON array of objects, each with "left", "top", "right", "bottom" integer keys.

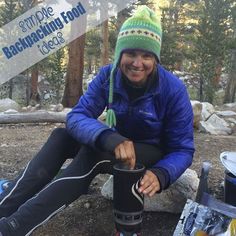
[{"left": 0, "top": 0, "right": 235, "bottom": 108}]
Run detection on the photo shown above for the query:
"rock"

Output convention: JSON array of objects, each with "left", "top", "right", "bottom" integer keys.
[
  {"left": 0, "top": 143, "right": 8, "bottom": 147},
  {"left": 223, "top": 102, "right": 236, "bottom": 110},
  {"left": 207, "top": 113, "right": 229, "bottom": 127},
  {"left": 101, "top": 169, "right": 199, "bottom": 213},
  {"left": 201, "top": 102, "right": 215, "bottom": 121},
  {"left": 26, "top": 105, "right": 33, "bottom": 112},
  {"left": 3, "top": 109, "right": 18, "bottom": 114},
  {"left": 144, "top": 169, "right": 199, "bottom": 213},
  {"left": 30, "top": 106, "right": 37, "bottom": 112},
  {"left": 226, "top": 117, "right": 236, "bottom": 126},
  {"left": 44, "top": 93, "right": 51, "bottom": 100},
  {"left": 0, "top": 98, "right": 20, "bottom": 112},
  {"left": 49, "top": 104, "right": 64, "bottom": 112},
  {"left": 49, "top": 105, "right": 57, "bottom": 111},
  {"left": 55, "top": 104, "right": 64, "bottom": 112},
  {"left": 101, "top": 175, "right": 113, "bottom": 200},
  {"left": 21, "top": 107, "right": 28, "bottom": 112},
  {"left": 35, "top": 104, "right": 41, "bottom": 110},
  {"left": 199, "top": 114, "right": 232, "bottom": 135},
  {"left": 216, "top": 110, "right": 236, "bottom": 117},
  {"left": 84, "top": 202, "right": 91, "bottom": 209},
  {"left": 191, "top": 100, "right": 202, "bottom": 128}
]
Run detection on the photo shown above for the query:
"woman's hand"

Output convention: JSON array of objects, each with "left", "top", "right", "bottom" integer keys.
[
  {"left": 114, "top": 140, "right": 136, "bottom": 169},
  {"left": 138, "top": 170, "right": 160, "bottom": 197}
]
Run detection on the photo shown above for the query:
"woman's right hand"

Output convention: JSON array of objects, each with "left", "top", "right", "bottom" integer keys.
[{"left": 114, "top": 140, "right": 136, "bottom": 169}]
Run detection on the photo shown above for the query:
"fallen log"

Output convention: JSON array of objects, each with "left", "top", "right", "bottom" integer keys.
[{"left": 0, "top": 111, "right": 67, "bottom": 124}]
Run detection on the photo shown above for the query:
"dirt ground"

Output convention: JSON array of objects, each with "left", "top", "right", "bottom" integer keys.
[{"left": 0, "top": 123, "right": 236, "bottom": 236}]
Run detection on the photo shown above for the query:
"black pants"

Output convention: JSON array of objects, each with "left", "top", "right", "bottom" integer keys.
[{"left": 0, "top": 128, "right": 163, "bottom": 236}]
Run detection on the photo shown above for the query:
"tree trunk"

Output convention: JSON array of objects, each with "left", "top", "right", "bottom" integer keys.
[
  {"left": 213, "top": 63, "right": 222, "bottom": 86},
  {"left": 26, "top": 69, "right": 30, "bottom": 106},
  {"left": 117, "top": 8, "right": 130, "bottom": 31},
  {"left": 199, "top": 76, "right": 203, "bottom": 102},
  {"left": 30, "top": 65, "right": 40, "bottom": 104},
  {"left": 224, "top": 49, "right": 236, "bottom": 103},
  {"left": 0, "top": 111, "right": 66, "bottom": 124},
  {"left": 224, "top": 13, "right": 236, "bottom": 103},
  {"left": 62, "top": 3, "right": 88, "bottom": 108},
  {"left": 87, "top": 56, "right": 92, "bottom": 74},
  {"left": 100, "top": 0, "right": 109, "bottom": 65},
  {"left": 62, "top": 34, "right": 86, "bottom": 108},
  {"left": 101, "top": 19, "right": 109, "bottom": 65}
]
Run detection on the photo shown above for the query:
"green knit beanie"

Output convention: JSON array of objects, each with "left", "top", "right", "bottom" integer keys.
[{"left": 106, "top": 6, "right": 162, "bottom": 128}]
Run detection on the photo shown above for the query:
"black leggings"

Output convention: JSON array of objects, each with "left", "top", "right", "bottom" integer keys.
[{"left": 0, "top": 128, "right": 163, "bottom": 236}]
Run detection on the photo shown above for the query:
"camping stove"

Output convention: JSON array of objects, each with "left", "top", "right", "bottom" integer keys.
[{"left": 113, "top": 163, "right": 145, "bottom": 236}]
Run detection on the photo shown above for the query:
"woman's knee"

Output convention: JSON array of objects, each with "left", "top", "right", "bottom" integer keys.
[
  {"left": 49, "top": 128, "right": 80, "bottom": 155},
  {"left": 50, "top": 128, "right": 71, "bottom": 140},
  {"left": 49, "top": 128, "right": 75, "bottom": 145}
]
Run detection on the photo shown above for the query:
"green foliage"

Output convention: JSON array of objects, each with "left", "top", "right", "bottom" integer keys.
[
  {"left": 160, "top": 1, "right": 197, "bottom": 71},
  {"left": 194, "top": 0, "right": 233, "bottom": 103},
  {"left": 84, "top": 28, "right": 102, "bottom": 73},
  {"left": 0, "top": 0, "right": 20, "bottom": 26},
  {"left": 43, "top": 48, "right": 67, "bottom": 103}
]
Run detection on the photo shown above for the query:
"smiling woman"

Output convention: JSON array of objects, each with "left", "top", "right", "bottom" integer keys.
[
  {"left": 119, "top": 50, "right": 156, "bottom": 87},
  {"left": 0, "top": 6, "right": 194, "bottom": 236}
]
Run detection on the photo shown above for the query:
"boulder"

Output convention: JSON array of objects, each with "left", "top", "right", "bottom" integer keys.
[
  {"left": 223, "top": 102, "right": 236, "bottom": 110},
  {"left": 201, "top": 102, "right": 215, "bottom": 121},
  {"left": 49, "top": 104, "right": 64, "bottom": 112},
  {"left": 144, "top": 169, "right": 199, "bottom": 213},
  {"left": 216, "top": 110, "right": 236, "bottom": 117},
  {"left": 101, "top": 169, "right": 199, "bottom": 213},
  {"left": 190, "top": 100, "right": 202, "bottom": 128},
  {"left": 226, "top": 117, "right": 236, "bottom": 126},
  {"left": 55, "top": 104, "right": 64, "bottom": 112},
  {"left": 199, "top": 114, "right": 232, "bottom": 135},
  {"left": 0, "top": 98, "right": 20, "bottom": 112}
]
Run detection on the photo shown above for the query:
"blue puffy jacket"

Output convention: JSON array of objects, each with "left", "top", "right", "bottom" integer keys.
[{"left": 66, "top": 64, "right": 194, "bottom": 185}]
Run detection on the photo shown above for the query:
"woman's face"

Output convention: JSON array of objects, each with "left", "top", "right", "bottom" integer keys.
[{"left": 120, "top": 50, "right": 156, "bottom": 86}]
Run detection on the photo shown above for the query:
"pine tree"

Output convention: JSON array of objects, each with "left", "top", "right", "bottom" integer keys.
[
  {"left": 160, "top": 0, "right": 197, "bottom": 71},
  {"left": 45, "top": 49, "right": 66, "bottom": 103},
  {"left": 224, "top": 2, "right": 236, "bottom": 103},
  {"left": 195, "top": 0, "right": 232, "bottom": 103},
  {"left": 0, "top": 0, "right": 19, "bottom": 26}
]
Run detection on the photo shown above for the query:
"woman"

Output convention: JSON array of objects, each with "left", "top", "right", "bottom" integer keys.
[{"left": 0, "top": 6, "right": 194, "bottom": 236}]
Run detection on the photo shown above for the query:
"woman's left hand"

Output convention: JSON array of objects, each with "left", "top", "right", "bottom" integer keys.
[{"left": 138, "top": 170, "right": 160, "bottom": 197}]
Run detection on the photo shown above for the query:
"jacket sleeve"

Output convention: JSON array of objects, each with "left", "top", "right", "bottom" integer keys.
[
  {"left": 66, "top": 66, "right": 111, "bottom": 147},
  {"left": 153, "top": 86, "right": 195, "bottom": 187}
]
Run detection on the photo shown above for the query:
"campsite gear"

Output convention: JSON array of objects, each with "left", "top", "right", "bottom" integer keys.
[
  {"left": 113, "top": 163, "right": 145, "bottom": 236},
  {"left": 224, "top": 171, "right": 236, "bottom": 207},
  {"left": 220, "top": 152, "right": 236, "bottom": 206},
  {"left": 220, "top": 151, "right": 236, "bottom": 176},
  {"left": 174, "top": 193, "right": 236, "bottom": 236},
  {"left": 195, "top": 161, "right": 212, "bottom": 203}
]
